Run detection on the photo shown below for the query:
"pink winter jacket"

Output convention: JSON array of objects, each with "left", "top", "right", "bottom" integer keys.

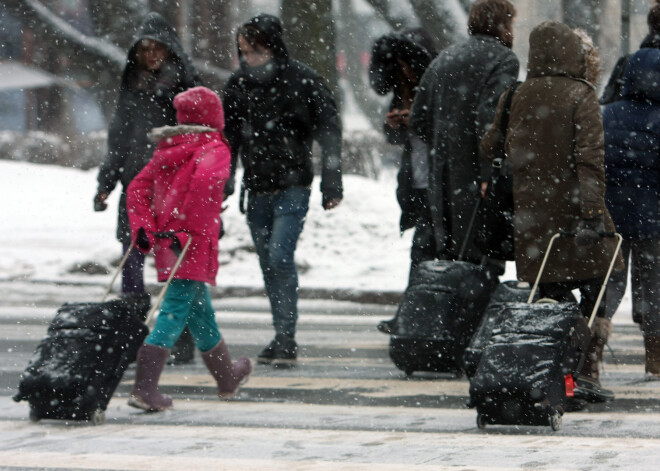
[{"left": 127, "top": 125, "right": 230, "bottom": 285}]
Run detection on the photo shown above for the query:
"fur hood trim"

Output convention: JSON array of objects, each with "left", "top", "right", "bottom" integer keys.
[{"left": 150, "top": 125, "right": 217, "bottom": 143}]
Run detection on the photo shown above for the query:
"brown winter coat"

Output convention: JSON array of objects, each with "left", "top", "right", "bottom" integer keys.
[{"left": 480, "top": 21, "right": 624, "bottom": 283}]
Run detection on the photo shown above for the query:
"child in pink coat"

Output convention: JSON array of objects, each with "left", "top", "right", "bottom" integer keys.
[{"left": 126, "top": 86, "right": 252, "bottom": 412}]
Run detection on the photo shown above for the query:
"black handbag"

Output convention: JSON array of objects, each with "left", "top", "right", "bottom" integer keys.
[{"left": 475, "top": 82, "right": 520, "bottom": 261}]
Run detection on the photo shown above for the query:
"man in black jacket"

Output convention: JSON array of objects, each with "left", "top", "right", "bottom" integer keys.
[{"left": 223, "top": 14, "right": 343, "bottom": 366}]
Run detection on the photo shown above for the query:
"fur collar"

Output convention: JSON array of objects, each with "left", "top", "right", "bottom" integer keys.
[{"left": 150, "top": 124, "right": 217, "bottom": 143}]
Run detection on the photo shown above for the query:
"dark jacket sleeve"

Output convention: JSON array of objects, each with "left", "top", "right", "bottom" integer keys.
[
  {"left": 600, "top": 55, "right": 629, "bottom": 105},
  {"left": 475, "top": 52, "right": 519, "bottom": 140},
  {"left": 409, "top": 63, "right": 437, "bottom": 144},
  {"left": 97, "top": 96, "right": 131, "bottom": 194},
  {"left": 308, "top": 75, "right": 343, "bottom": 206},
  {"left": 221, "top": 77, "right": 244, "bottom": 197}
]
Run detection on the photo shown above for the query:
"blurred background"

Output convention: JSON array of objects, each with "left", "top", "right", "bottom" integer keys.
[{"left": 0, "top": 0, "right": 652, "bottom": 172}]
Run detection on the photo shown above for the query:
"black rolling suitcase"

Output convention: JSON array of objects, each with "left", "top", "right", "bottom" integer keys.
[
  {"left": 14, "top": 236, "right": 191, "bottom": 424},
  {"left": 468, "top": 233, "right": 622, "bottom": 431},
  {"left": 463, "top": 280, "right": 536, "bottom": 378},
  {"left": 389, "top": 198, "right": 499, "bottom": 376},
  {"left": 389, "top": 260, "right": 499, "bottom": 376}
]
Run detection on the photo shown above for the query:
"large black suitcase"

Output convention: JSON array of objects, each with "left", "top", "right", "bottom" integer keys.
[
  {"left": 463, "top": 280, "right": 536, "bottom": 378},
  {"left": 469, "top": 301, "right": 590, "bottom": 429},
  {"left": 13, "top": 297, "right": 150, "bottom": 424},
  {"left": 13, "top": 235, "right": 190, "bottom": 424},
  {"left": 389, "top": 259, "right": 498, "bottom": 376},
  {"left": 468, "top": 233, "right": 622, "bottom": 430}
]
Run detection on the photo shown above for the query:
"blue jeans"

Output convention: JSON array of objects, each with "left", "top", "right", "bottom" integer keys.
[
  {"left": 247, "top": 186, "right": 310, "bottom": 338},
  {"left": 146, "top": 279, "right": 222, "bottom": 352}
]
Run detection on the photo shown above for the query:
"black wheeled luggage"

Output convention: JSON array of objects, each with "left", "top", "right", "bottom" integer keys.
[
  {"left": 468, "top": 233, "right": 622, "bottom": 431},
  {"left": 463, "top": 280, "right": 536, "bottom": 378},
  {"left": 389, "top": 259, "right": 498, "bottom": 376},
  {"left": 13, "top": 297, "right": 150, "bottom": 424},
  {"left": 13, "top": 235, "right": 191, "bottom": 424}
]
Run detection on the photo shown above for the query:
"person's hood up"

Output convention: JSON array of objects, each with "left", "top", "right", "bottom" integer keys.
[
  {"left": 527, "top": 21, "right": 585, "bottom": 80},
  {"left": 369, "top": 28, "right": 437, "bottom": 95},
  {"left": 120, "top": 12, "right": 199, "bottom": 90},
  {"left": 621, "top": 48, "right": 660, "bottom": 103},
  {"left": 237, "top": 14, "right": 289, "bottom": 61}
]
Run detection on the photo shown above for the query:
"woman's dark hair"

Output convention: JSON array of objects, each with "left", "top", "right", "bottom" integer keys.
[
  {"left": 468, "top": 0, "right": 516, "bottom": 45},
  {"left": 237, "top": 25, "right": 271, "bottom": 51},
  {"left": 648, "top": 1, "right": 660, "bottom": 34}
]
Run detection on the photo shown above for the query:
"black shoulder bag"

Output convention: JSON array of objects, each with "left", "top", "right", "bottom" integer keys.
[{"left": 475, "top": 82, "right": 520, "bottom": 261}]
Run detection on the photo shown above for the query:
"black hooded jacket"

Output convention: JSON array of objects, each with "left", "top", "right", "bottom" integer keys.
[
  {"left": 369, "top": 28, "right": 436, "bottom": 232},
  {"left": 223, "top": 14, "right": 342, "bottom": 206},
  {"left": 97, "top": 12, "right": 200, "bottom": 243},
  {"left": 600, "top": 33, "right": 660, "bottom": 105}
]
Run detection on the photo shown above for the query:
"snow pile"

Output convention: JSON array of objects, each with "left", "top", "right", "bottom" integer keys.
[{"left": 0, "top": 159, "right": 413, "bottom": 293}]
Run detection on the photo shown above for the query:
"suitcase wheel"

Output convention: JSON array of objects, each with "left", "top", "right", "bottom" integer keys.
[
  {"left": 29, "top": 407, "right": 40, "bottom": 423},
  {"left": 405, "top": 369, "right": 415, "bottom": 378},
  {"left": 476, "top": 413, "right": 487, "bottom": 430},
  {"left": 549, "top": 412, "right": 562, "bottom": 431},
  {"left": 90, "top": 409, "right": 105, "bottom": 426}
]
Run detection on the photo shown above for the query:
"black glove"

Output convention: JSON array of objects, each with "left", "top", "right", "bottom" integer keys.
[
  {"left": 93, "top": 192, "right": 108, "bottom": 212},
  {"left": 575, "top": 217, "right": 604, "bottom": 246},
  {"left": 136, "top": 227, "right": 151, "bottom": 250}
]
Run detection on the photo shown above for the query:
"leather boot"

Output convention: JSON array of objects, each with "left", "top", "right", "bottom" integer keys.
[
  {"left": 644, "top": 335, "right": 660, "bottom": 377},
  {"left": 128, "top": 344, "right": 173, "bottom": 411},
  {"left": 574, "top": 318, "right": 615, "bottom": 403},
  {"left": 201, "top": 340, "right": 253, "bottom": 398}
]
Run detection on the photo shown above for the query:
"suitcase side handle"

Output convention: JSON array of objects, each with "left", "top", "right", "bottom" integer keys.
[
  {"left": 144, "top": 235, "right": 193, "bottom": 326},
  {"left": 527, "top": 232, "right": 623, "bottom": 329}
]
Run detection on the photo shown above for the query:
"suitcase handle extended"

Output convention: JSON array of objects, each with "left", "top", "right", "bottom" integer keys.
[
  {"left": 101, "top": 241, "right": 135, "bottom": 303},
  {"left": 144, "top": 234, "right": 193, "bottom": 326},
  {"left": 527, "top": 232, "right": 623, "bottom": 328}
]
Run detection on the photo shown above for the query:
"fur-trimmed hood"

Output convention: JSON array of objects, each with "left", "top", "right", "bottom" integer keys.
[{"left": 150, "top": 125, "right": 217, "bottom": 143}]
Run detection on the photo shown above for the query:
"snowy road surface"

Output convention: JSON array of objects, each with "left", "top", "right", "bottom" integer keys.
[{"left": 0, "top": 283, "right": 659, "bottom": 470}]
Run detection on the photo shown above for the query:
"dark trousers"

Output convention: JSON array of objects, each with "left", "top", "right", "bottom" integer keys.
[
  {"left": 122, "top": 242, "right": 146, "bottom": 294},
  {"left": 539, "top": 278, "right": 607, "bottom": 320},
  {"left": 409, "top": 189, "right": 437, "bottom": 279},
  {"left": 605, "top": 239, "right": 660, "bottom": 335}
]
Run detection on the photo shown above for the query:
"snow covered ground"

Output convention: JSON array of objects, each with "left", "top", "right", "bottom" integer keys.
[{"left": 0, "top": 159, "right": 415, "bottom": 292}]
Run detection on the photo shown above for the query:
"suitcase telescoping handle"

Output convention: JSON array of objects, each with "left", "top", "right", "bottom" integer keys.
[
  {"left": 527, "top": 232, "right": 623, "bottom": 328},
  {"left": 101, "top": 241, "right": 135, "bottom": 302},
  {"left": 144, "top": 233, "right": 193, "bottom": 326}
]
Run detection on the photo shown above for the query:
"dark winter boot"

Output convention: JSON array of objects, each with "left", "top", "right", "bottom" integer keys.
[
  {"left": 377, "top": 318, "right": 395, "bottom": 335},
  {"left": 128, "top": 344, "right": 173, "bottom": 412},
  {"left": 168, "top": 327, "right": 195, "bottom": 365},
  {"left": 201, "top": 340, "right": 253, "bottom": 398},
  {"left": 574, "top": 318, "right": 615, "bottom": 403},
  {"left": 644, "top": 335, "right": 660, "bottom": 378}
]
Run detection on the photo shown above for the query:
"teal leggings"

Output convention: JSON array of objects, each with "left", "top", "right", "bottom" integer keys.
[{"left": 145, "top": 280, "right": 222, "bottom": 353}]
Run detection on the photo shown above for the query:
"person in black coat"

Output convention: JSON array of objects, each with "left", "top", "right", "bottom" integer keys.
[
  {"left": 602, "top": 48, "right": 660, "bottom": 378},
  {"left": 368, "top": 28, "right": 437, "bottom": 334},
  {"left": 223, "top": 14, "right": 343, "bottom": 366},
  {"left": 600, "top": 0, "right": 660, "bottom": 105},
  {"left": 409, "top": 0, "right": 519, "bottom": 266},
  {"left": 93, "top": 12, "right": 201, "bottom": 363}
]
